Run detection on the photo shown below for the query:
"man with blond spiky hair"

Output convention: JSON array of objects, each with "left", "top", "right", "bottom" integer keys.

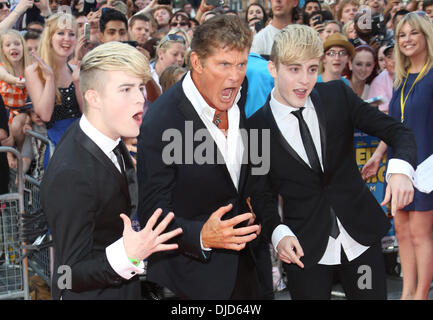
[
  {"left": 41, "top": 42, "right": 182, "bottom": 300},
  {"left": 248, "top": 24, "right": 417, "bottom": 299}
]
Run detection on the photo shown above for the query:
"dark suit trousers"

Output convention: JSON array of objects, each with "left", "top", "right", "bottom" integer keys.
[
  {"left": 230, "top": 248, "right": 261, "bottom": 300},
  {"left": 285, "top": 242, "right": 387, "bottom": 300}
]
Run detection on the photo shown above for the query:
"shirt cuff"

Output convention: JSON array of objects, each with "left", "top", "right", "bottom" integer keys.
[
  {"left": 385, "top": 159, "right": 415, "bottom": 184},
  {"left": 271, "top": 224, "right": 296, "bottom": 252},
  {"left": 200, "top": 231, "right": 212, "bottom": 251},
  {"left": 105, "top": 237, "right": 145, "bottom": 280}
]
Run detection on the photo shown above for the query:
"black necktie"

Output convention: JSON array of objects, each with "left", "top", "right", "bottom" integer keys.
[
  {"left": 292, "top": 108, "right": 340, "bottom": 238},
  {"left": 291, "top": 107, "right": 322, "bottom": 174},
  {"left": 113, "top": 140, "right": 138, "bottom": 216},
  {"left": 113, "top": 142, "right": 126, "bottom": 178}
]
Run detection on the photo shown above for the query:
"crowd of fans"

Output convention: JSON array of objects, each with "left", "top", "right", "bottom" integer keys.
[{"left": 0, "top": 0, "right": 432, "bottom": 299}]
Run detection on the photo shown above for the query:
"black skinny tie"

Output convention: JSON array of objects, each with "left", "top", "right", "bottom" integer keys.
[
  {"left": 292, "top": 107, "right": 340, "bottom": 238},
  {"left": 291, "top": 107, "right": 322, "bottom": 174},
  {"left": 113, "top": 141, "right": 126, "bottom": 177}
]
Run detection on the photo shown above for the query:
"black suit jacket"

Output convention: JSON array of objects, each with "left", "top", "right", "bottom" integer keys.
[
  {"left": 247, "top": 80, "right": 417, "bottom": 270},
  {"left": 137, "top": 81, "right": 253, "bottom": 299},
  {"left": 41, "top": 121, "right": 140, "bottom": 300}
]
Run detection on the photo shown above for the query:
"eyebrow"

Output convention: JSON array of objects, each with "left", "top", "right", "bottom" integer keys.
[
  {"left": 289, "top": 63, "right": 319, "bottom": 67},
  {"left": 119, "top": 82, "right": 145, "bottom": 88}
]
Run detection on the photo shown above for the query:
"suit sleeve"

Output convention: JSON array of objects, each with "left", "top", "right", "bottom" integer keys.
[
  {"left": 246, "top": 118, "right": 282, "bottom": 244},
  {"left": 136, "top": 117, "right": 208, "bottom": 262},
  {"left": 342, "top": 82, "right": 417, "bottom": 168},
  {"left": 42, "top": 168, "right": 127, "bottom": 293}
]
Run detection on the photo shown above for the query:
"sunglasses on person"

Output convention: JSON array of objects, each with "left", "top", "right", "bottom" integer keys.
[
  {"left": 0, "top": 1, "right": 11, "bottom": 9},
  {"left": 170, "top": 21, "right": 189, "bottom": 28},
  {"left": 160, "top": 34, "right": 186, "bottom": 45},
  {"left": 325, "top": 50, "right": 348, "bottom": 57}
]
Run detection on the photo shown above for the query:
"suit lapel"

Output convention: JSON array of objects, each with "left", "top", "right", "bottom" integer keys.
[
  {"left": 310, "top": 89, "right": 327, "bottom": 172},
  {"left": 262, "top": 100, "right": 312, "bottom": 172},
  {"left": 176, "top": 95, "right": 240, "bottom": 194},
  {"left": 74, "top": 124, "right": 132, "bottom": 207}
]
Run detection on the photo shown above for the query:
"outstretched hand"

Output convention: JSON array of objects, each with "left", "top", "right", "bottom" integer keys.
[
  {"left": 201, "top": 204, "right": 260, "bottom": 251},
  {"left": 121, "top": 209, "right": 182, "bottom": 261}
]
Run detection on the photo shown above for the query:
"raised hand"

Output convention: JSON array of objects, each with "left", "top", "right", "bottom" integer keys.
[
  {"left": 15, "top": 0, "right": 34, "bottom": 15},
  {"left": 31, "top": 52, "right": 54, "bottom": 80},
  {"left": 201, "top": 204, "right": 260, "bottom": 251},
  {"left": 276, "top": 236, "right": 305, "bottom": 268},
  {"left": 121, "top": 209, "right": 182, "bottom": 261}
]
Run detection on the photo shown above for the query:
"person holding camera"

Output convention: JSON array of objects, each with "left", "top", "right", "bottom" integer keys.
[
  {"left": 245, "top": 2, "right": 267, "bottom": 35},
  {"left": 353, "top": 6, "right": 393, "bottom": 52}
]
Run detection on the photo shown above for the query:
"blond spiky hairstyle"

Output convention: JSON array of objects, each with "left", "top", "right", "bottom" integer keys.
[
  {"left": 270, "top": 24, "right": 324, "bottom": 68},
  {"left": 79, "top": 41, "right": 152, "bottom": 112}
]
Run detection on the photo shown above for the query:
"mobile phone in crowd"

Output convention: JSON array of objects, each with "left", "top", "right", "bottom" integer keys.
[
  {"left": 254, "top": 21, "right": 264, "bottom": 33},
  {"left": 158, "top": 0, "right": 171, "bottom": 4},
  {"left": 312, "top": 15, "right": 322, "bottom": 26},
  {"left": 84, "top": 22, "right": 90, "bottom": 41}
]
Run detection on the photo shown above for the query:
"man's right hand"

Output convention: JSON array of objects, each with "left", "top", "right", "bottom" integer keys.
[
  {"left": 121, "top": 209, "right": 182, "bottom": 261},
  {"left": 276, "top": 236, "right": 304, "bottom": 268},
  {"left": 201, "top": 204, "right": 260, "bottom": 251}
]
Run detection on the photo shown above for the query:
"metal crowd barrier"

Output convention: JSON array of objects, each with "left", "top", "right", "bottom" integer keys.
[
  {"left": 0, "top": 147, "right": 29, "bottom": 300},
  {"left": 7, "top": 129, "right": 54, "bottom": 287}
]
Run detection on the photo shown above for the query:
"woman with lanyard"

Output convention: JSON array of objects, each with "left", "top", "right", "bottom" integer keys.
[{"left": 362, "top": 12, "right": 433, "bottom": 300}]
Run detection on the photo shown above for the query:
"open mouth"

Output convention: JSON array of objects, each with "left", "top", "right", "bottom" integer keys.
[
  {"left": 132, "top": 111, "right": 143, "bottom": 126},
  {"left": 221, "top": 88, "right": 236, "bottom": 102},
  {"left": 294, "top": 89, "right": 307, "bottom": 99}
]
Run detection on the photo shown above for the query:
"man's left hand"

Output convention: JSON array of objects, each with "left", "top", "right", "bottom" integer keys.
[{"left": 381, "top": 173, "right": 414, "bottom": 216}]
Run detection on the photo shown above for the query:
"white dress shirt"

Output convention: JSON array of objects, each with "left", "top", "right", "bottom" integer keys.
[
  {"left": 182, "top": 72, "right": 244, "bottom": 190},
  {"left": 182, "top": 72, "right": 244, "bottom": 251},
  {"left": 269, "top": 89, "right": 414, "bottom": 265},
  {"left": 79, "top": 115, "right": 144, "bottom": 279}
]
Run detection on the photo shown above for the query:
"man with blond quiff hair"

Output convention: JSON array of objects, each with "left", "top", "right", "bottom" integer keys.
[
  {"left": 248, "top": 24, "right": 416, "bottom": 299},
  {"left": 41, "top": 42, "right": 182, "bottom": 299}
]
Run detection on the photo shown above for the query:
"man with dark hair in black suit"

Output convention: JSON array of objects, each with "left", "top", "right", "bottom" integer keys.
[{"left": 137, "top": 15, "right": 262, "bottom": 300}]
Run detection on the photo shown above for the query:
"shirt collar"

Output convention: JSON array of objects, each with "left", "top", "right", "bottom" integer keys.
[
  {"left": 79, "top": 114, "right": 120, "bottom": 156},
  {"left": 269, "top": 88, "right": 315, "bottom": 121}
]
